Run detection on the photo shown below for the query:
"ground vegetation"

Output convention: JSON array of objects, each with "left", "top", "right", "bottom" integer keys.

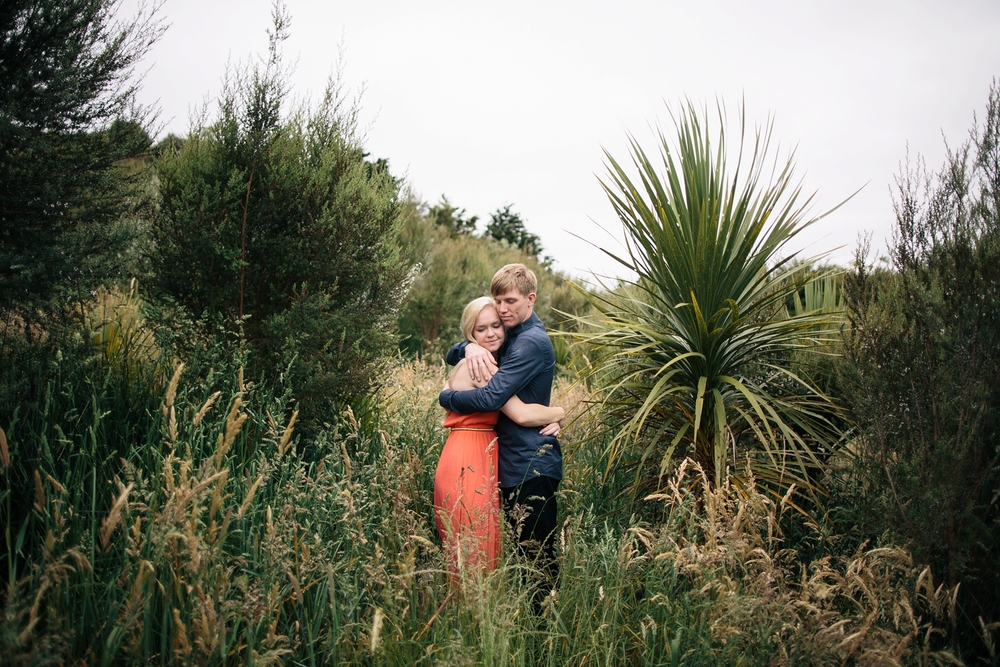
[
  {"left": 838, "top": 80, "right": 1000, "bottom": 660},
  {"left": 1, "top": 2, "right": 998, "bottom": 662}
]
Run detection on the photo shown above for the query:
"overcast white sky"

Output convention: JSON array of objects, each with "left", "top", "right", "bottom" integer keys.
[{"left": 135, "top": 0, "right": 1000, "bottom": 280}]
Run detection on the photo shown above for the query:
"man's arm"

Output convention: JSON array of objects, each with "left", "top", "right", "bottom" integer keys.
[
  {"left": 445, "top": 341, "right": 468, "bottom": 366},
  {"left": 439, "top": 336, "right": 546, "bottom": 413}
]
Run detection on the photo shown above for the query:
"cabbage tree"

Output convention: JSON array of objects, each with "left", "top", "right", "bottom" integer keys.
[{"left": 576, "top": 103, "right": 847, "bottom": 505}]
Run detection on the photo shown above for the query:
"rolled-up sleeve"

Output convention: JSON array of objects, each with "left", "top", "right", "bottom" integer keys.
[
  {"left": 445, "top": 341, "right": 468, "bottom": 367},
  {"left": 438, "top": 336, "right": 546, "bottom": 413}
]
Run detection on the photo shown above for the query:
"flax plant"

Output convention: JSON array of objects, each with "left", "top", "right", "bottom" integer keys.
[{"left": 577, "top": 102, "right": 847, "bottom": 504}]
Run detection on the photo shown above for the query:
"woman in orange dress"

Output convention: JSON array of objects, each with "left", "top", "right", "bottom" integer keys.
[{"left": 434, "top": 297, "right": 565, "bottom": 574}]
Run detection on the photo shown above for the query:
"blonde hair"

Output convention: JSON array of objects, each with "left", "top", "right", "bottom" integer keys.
[
  {"left": 490, "top": 263, "right": 537, "bottom": 298},
  {"left": 460, "top": 296, "right": 498, "bottom": 342}
]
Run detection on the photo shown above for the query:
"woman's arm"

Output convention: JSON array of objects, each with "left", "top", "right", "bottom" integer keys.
[
  {"left": 450, "top": 361, "right": 565, "bottom": 427},
  {"left": 501, "top": 396, "right": 565, "bottom": 427}
]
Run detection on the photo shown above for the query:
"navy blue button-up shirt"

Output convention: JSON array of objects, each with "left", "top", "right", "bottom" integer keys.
[{"left": 439, "top": 312, "right": 563, "bottom": 487}]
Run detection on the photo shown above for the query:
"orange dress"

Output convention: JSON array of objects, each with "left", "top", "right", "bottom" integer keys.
[{"left": 434, "top": 410, "right": 501, "bottom": 574}]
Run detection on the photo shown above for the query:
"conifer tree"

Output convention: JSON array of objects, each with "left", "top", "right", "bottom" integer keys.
[
  {"left": 148, "top": 7, "right": 408, "bottom": 426},
  {"left": 0, "top": 0, "right": 163, "bottom": 321}
]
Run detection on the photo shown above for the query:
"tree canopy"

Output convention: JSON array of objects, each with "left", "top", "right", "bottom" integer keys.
[
  {"left": 0, "top": 0, "right": 164, "bottom": 319},
  {"left": 427, "top": 195, "right": 478, "bottom": 237},
  {"left": 483, "top": 204, "right": 544, "bottom": 258},
  {"left": 147, "top": 9, "right": 408, "bottom": 428},
  {"left": 395, "top": 196, "right": 589, "bottom": 359}
]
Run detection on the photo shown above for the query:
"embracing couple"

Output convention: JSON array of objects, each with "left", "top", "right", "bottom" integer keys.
[{"left": 434, "top": 263, "right": 564, "bottom": 596}]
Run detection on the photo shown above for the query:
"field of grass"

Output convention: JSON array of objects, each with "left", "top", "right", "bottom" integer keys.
[{"left": 0, "top": 330, "right": 964, "bottom": 665}]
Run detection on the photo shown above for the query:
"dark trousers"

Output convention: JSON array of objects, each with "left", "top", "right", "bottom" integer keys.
[{"left": 500, "top": 475, "right": 560, "bottom": 594}]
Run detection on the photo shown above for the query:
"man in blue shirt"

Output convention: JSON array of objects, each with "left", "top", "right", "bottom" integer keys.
[{"left": 439, "top": 263, "right": 562, "bottom": 593}]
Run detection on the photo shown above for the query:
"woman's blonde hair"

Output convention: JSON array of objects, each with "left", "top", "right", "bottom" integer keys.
[{"left": 460, "top": 296, "right": 498, "bottom": 342}]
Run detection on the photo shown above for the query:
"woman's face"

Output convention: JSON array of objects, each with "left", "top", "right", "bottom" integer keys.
[{"left": 472, "top": 306, "right": 505, "bottom": 352}]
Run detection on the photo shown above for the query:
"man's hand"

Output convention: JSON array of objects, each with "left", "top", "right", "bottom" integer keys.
[
  {"left": 464, "top": 342, "right": 497, "bottom": 384},
  {"left": 539, "top": 420, "right": 563, "bottom": 438}
]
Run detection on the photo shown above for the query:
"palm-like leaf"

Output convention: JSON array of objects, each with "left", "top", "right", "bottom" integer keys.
[{"left": 575, "top": 102, "right": 847, "bottom": 505}]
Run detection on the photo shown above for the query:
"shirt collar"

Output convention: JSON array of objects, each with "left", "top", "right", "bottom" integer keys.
[{"left": 507, "top": 311, "right": 540, "bottom": 337}]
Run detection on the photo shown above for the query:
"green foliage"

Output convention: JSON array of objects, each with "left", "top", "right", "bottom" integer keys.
[
  {"left": 1, "top": 354, "right": 962, "bottom": 665},
  {"left": 428, "top": 194, "right": 479, "bottom": 236},
  {"left": 397, "top": 232, "right": 497, "bottom": 356},
  {"left": 0, "top": 0, "right": 163, "bottom": 319},
  {"left": 396, "top": 202, "right": 590, "bottom": 358},
  {"left": 484, "top": 204, "right": 544, "bottom": 260},
  {"left": 0, "top": 289, "right": 169, "bottom": 604},
  {"left": 840, "top": 82, "right": 1000, "bottom": 659},
  {"left": 146, "top": 11, "right": 408, "bottom": 431},
  {"left": 573, "top": 102, "right": 846, "bottom": 505},
  {"left": 152, "top": 132, "right": 185, "bottom": 157},
  {"left": 781, "top": 263, "right": 847, "bottom": 400}
]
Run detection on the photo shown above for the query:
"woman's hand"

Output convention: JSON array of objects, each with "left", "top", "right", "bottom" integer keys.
[{"left": 539, "top": 420, "right": 563, "bottom": 438}]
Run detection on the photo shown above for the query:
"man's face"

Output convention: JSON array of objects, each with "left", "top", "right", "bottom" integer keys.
[{"left": 494, "top": 289, "right": 536, "bottom": 328}]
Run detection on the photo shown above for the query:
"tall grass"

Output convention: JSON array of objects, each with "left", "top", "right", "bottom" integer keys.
[{"left": 1, "top": 310, "right": 967, "bottom": 664}]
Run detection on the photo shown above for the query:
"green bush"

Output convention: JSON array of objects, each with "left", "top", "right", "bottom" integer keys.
[
  {"left": 147, "top": 12, "right": 408, "bottom": 433},
  {"left": 839, "top": 82, "right": 1000, "bottom": 661},
  {"left": 396, "top": 203, "right": 590, "bottom": 359}
]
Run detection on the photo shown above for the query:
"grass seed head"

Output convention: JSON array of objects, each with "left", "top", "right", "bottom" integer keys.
[
  {"left": 370, "top": 607, "right": 384, "bottom": 654},
  {"left": 0, "top": 427, "right": 9, "bottom": 469},
  {"left": 238, "top": 475, "right": 265, "bottom": 520},
  {"left": 216, "top": 397, "right": 247, "bottom": 466},
  {"left": 164, "top": 453, "right": 176, "bottom": 492},
  {"left": 172, "top": 608, "right": 192, "bottom": 657},
  {"left": 100, "top": 482, "right": 134, "bottom": 551},
  {"left": 18, "top": 579, "right": 50, "bottom": 644},
  {"left": 278, "top": 410, "right": 298, "bottom": 456},
  {"left": 163, "top": 362, "right": 184, "bottom": 417},
  {"left": 186, "top": 514, "right": 201, "bottom": 573},
  {"left": 193, "top": 391, "right": 222, "bottom": 426},
  {"left": 45, "top": 473, "right": 67, "bottom": 495},
  {"left": 33, "top": 469, "right": 44, "bottom": 510},
  {"left": 341, "top": 441, "right": 353, "bottom": 479},
  {"left": 169, "top": 405, "right": 178, "bottom": 442},
  {"left": 209, "top": 469, "right": 230, "bottom": 519}
]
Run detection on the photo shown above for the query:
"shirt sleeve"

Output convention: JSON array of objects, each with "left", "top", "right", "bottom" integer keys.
[
  {"left": 445, "top": 341, "right": 468, "bottom": 367},
  {"left": 438, "top": 334, "right": 546, "bottom": 413}
]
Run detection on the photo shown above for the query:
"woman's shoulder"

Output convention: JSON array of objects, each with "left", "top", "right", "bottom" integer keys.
[
  {"left": 449, "top": 359, "right": 475, "bottom": 391},
  {"left": 449, "top": 358, "right": 490, "bottom": 390}
]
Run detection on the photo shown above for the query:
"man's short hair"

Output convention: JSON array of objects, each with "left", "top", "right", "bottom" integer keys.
[{"left": 491, "top": 263, "right": 537, "bottom": 298}]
